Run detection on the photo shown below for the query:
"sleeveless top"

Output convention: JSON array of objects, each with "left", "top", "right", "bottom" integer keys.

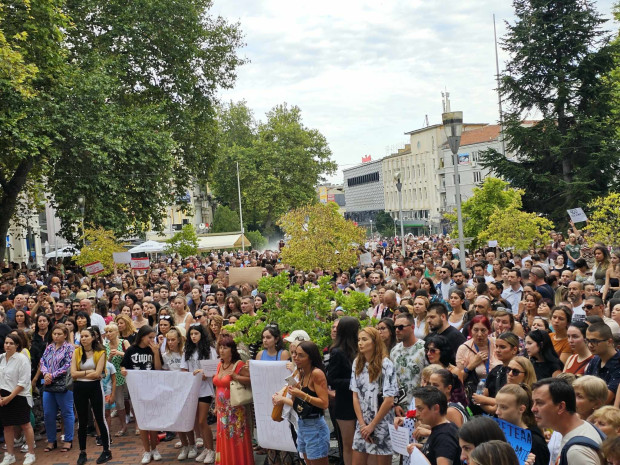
[
  {"left": 105, "top": 340, "right": 126, "bottom": 385},
  {"left": 563, "top": 354, "right": 594, "bottom": 377},
  {"left": 259, "top": 350, "right": 282, "bottom": 361},
  {"left": 176, "top": 312, "right": 192, "bottom": 330},
  {"left": 292, "top": 385, "right": 324, "bottom": 418}
]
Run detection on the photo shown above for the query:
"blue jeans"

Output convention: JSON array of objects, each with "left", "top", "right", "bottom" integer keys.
[{"left": 43, "top": 390, "right": 75, "bottom": 443}]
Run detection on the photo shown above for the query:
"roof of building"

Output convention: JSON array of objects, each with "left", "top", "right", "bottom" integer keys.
[{"left": 458, "top": 124, "right": 501, "bottom": 147}]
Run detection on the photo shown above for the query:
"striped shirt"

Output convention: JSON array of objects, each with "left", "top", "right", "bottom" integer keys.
[{"left": 40, "top": 342, "right": 74, "bottom": 379}]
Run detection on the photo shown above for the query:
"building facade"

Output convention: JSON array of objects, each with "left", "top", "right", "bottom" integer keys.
[
  {"left": 342, "top": 159, "right": 385, "bottom": 225},
  {"left": 317, "top": 184, "right": 346, "bottom": 214}
]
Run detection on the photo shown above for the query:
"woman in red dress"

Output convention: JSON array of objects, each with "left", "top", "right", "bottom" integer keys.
[{"left": 213, "top": 335, "right": 254, "bottom": 465}]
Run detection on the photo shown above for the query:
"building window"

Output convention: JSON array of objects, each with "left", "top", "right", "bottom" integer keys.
[
  {"left": 472, "top": 151, "right": 479, "bottom": 162},
  {"left": 473, "top": 171, "right": 482, "bottom": 183},
  {"left": 347, "top": 171, "right": 379, "bottom": 187}
]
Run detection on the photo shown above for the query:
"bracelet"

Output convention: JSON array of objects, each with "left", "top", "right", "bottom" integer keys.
[
  {"left": 463, "top": 367, "right": 470, "bottom": 374},
  {"left": 305, "top": 394, "right": 310, "bottom": 403}
]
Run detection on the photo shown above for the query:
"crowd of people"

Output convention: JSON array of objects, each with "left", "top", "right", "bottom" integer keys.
[{"left": 0, "top": 228, "right": 620, "bottom": 465}]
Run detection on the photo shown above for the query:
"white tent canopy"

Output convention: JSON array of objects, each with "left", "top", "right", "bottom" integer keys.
[
  {"left": 128, "top": 240, "right": 166, "bottom": 254},
  {"left": 197, "top": 234, "right": 251, "bottom": 251},
  {"left": 45, "top": 246, "right": 80, "bottom": 258}
]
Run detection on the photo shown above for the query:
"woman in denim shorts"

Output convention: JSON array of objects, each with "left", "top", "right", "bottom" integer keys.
[{"left": 273, "top": 341, "right": 330, "bottom": 464}]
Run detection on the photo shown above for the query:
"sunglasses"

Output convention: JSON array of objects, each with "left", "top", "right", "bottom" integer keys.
[
  {"left": 159, "top": 315, "right": 172, "bottom": 320},
  {"left": 508, "top": 368, "right": 524, "bottom": 376},
  {"left": 195, "top": 314, "right": 204, "bottom": 318},
  {"left": 583, "top": 305, "right": 595, "bottom": 310},
  {"left": 426, "top": 348, "right": 438, "bottom": 354},
  {"left": 394, "top": 324, "right": 412, "bottom": 331}
]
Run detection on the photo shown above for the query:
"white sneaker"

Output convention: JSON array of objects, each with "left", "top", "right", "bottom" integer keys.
[
  {"left": 23, "top": 454, "right": 36, "bottom": 465},
  {"left": 187, "top": 447, "right": 198, "bottom": 460},
  {"left": 141, "top": 452, "right": 152, "bottom": 464},
  {"left": 174, "top": 441, "right": 183, "bottom": 449},
  {"left": 0, "top": 454, "right": 16, "bottom": 465},
  {"left": 178, "top": 447, "right": 188, "bottom": 461},
  {"left": 203, "top": 449, "right": 215, "bottom": 464},
  {"left": 195, "top": 438, "right": 203, "bottom": 448},
  {"left": 111, "top": 409, "right": 118, "bottom": 418},
  {"left": 194, "top": 449, "right": 207, "bottom": 462},
  {"left": 151, "top": 449, "right": 162, "bottom": 461}
]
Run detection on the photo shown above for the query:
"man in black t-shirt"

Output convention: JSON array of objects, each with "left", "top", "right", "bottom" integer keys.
[
  {"left": 410, "top": 386, "right": 461, "bottom": 465},
  {"left": 426, "top": 302, "right": 466, "bottom": 365}
]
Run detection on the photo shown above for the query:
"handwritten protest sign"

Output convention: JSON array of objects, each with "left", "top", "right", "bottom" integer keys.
[
  {"left": 85, "top": 261, "right": 104, "bottom": 275},
  {"left": 493, "top": 418, "right": 532, "bottom": 465},
  {"left": 567, "top": 208, "right": 588, "bottom": 223}
]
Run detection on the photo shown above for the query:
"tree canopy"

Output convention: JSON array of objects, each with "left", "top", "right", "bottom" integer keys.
[
  {"left": 584, "top": 193, "right": 620, "bottom": 246},
  {"left": 278, "top": 202, "right": 365, "bottom": 272},
  {"left": 165, "top": 224, "right": 199, "bottom": 258},
  {"left": 0, "top": 0, "right": 245, "bottom": 260},
  {"left": 480, "top": 0, "right": 619, "bottom": 225},
  {"left": 75, "top": 227, "right": 126, "bottom": 274},
  {"left": 211, "top": 205, "right": 241, "bottom": 233},
  {"left": 212, "top": 101, "right": 337, "bottom": 235}
]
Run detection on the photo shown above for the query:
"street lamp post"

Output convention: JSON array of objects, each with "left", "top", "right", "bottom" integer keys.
[
  {"left": 394, "top": 171, "right": 406, "bottom": 258},
  {"left": 369, "top": 219, "right": 373, "bottom": 239},
  {"left": 442, "top": 111, "right": 466, "bottom": 267},
  {"left": 77, "top": 195, "right": 85, "bottom": 244},
  {"left": 393, "top": 216, "right": 397, "bottom": 239}
]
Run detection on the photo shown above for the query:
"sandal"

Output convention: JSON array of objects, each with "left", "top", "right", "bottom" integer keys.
[
  {"left": 114, "top": 429, "right": 127, "bottom": 437},
  {"left": 60, "top": 442, "right": 72, "bottom": 452},
  {"left": 44, "top": 442, "right": 58, "bottom": 452}
]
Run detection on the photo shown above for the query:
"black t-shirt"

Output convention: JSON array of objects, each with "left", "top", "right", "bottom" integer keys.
[
  {"left": 12, "top": 284, "right": 35, "bottom": 297},
  {"left": 532, "top": 359, "right": 562, "bottom": 380},
  {"left": 429, "top": 325, "right": 466, "bottom": 365},
  {"left": 422, "top": 421, "right": 461, "bottom": 465},
  {"left": 121, "top": 345, "right": 160, "bottom": 371},
  {"left": 530, "top": 425, "right": 550, "bottom": 465}
]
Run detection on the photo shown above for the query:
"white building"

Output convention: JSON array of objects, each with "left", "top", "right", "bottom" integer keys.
[{"left": 343, "top": 159, "right": 385, "bottom": 226}]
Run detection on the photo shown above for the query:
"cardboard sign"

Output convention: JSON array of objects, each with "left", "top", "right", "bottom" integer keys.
[
  {"left": 113, "top": 252, "right": 132, "bottom": 264},
  {"left": 493, "top": 418, "right": 532, "bottom": 465},
  {"left": 85, "top": 261, "right": 104, "bottom": 275},
  {"left": 131, "top": 257, "right": 150, "bottom": 270},
  {"left": 567, "top": 207, "right": 588, "bottom": 223},
  {"left": 228, "top": 267, "right": 262, "bottom": 286},
  {"left": 360, "top": 252, "right": 372, "bottom": 266}
]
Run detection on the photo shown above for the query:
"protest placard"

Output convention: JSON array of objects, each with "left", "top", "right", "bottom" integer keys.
[
  {"left": 113, "top": 252, "right": 132, "bottom": 264},
  {"left": 567, "top": 207, "right": 588, "bottom": 223},
  {"left": 389, "top": 424, "right": 411, "bottom": 456},
  {"left": 199, "top": 359, "right": 219, "bottom": 377},
  {"left": 131, "top": 257, "right": 150, "bottom": 270},
  {"left": 229, "top": 267, "right": 262, "bottom": 286},
  {"left": 493, "top": 418, "right": 532, "bottom": 465},
  {"left": 85, "top": 261, "right": 104, "bottom": 275},
  {"left": 125, "top": 371, "right": 201, "bottom": 431}
]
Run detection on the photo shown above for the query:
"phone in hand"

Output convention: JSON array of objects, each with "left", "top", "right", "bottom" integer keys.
[{"left": 285, "top": 375, "right": 298, "bottom": 387}]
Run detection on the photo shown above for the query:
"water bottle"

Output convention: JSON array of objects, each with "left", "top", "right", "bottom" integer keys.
[{"left": 476, "top": 379, "right": 486, "bottom": 395}]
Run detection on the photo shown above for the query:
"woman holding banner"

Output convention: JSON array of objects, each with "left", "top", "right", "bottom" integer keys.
[
  {"left": 120, "top": 325, "right": 163, "bottom": 464},
  {"left": 181, "top": 324, "right": 217, "bottom": 464},
  {"left": 213, "top": 335, "right": 253, "bottom": 465}
]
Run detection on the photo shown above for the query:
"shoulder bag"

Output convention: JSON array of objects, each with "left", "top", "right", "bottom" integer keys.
[{"left": 230, "top": 361, "right": 253, "bottom": 407}]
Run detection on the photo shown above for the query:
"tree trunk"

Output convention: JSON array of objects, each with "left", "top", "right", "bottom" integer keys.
[{"left": 0, "top": 158, "right": 35, "bottom": 265}]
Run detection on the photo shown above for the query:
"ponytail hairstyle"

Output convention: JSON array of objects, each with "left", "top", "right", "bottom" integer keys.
[
  {"left": 432, "top": 368, "right": 468, "bottom": 406},
  {"left": 497, "top": 383, "right": 536, "bottom": 428}
]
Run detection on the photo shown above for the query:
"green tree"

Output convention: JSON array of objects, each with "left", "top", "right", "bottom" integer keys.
[
  {"left": 0, "top": 0, "right": 246, "bottom": 259},
  {"left": 75, "top": 227, "right": 126, "bottom": 274},
  {"left": 445, "top": 178, "right": 522, "bottom": 249},
  {"left": 478, "top": 206, "right": 555, "bottom": 252},
  {"left": 211, "top": 205, "right": 241, "bottom": 233},
  {"left": 226, "top": 274, "right": 369, "bottom": 350},
  {"left": 374, "top": 211, "right": 396, "bottom": 238},
  {"left": 278, "top": 202, "right": 366, "bottom": 272},
  {"left": 480, "top": 0, "right": 619, "bottom": 224},
  {"left": 212, "top": 102, "right": 337, "bottom": 235},
  {"left": 245, "top": 230, "right": 267, "bottom": 251},
  {"left": 584, "top": 193, "right": 620, "bottom": 246},
  {"left": 165, "top": 224, "right": 199, "bottom": 258}
]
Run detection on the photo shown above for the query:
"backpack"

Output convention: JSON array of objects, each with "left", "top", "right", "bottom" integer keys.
[{"left": 558, "top": 425, "right": 606, "bottom": 465}]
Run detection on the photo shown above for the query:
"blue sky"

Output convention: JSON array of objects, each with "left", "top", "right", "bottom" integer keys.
[{"left": 210, "top": 0, "right": 617, "bottom": 183}]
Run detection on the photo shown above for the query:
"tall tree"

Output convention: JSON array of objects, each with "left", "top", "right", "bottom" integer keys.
[
  {"left": 0, "top": 0, "right": 245, "bottom": 260},
  {"left": 212, "top": 102, "right": 337, "bottom": 235},
  {"left": 480, "top": 0, "right": 619, "bottom": 224}
]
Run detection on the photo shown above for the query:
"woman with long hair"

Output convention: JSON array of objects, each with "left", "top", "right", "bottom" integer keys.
[
  {"left": 115, "top": 314, "right": 137, "bottom": 345},
  {"left": 550, "top": 306, "right": 573, "bottom": 364},
  {"left": 40, "top": 323, "right": 75, "bottom": 453},
  {"left": 213, "top": 335, "right": 253, "bottom": 465},
  {"left": 458, "top": 416, "right": 507, "bottom": 465},
  {"left": 74, "top": 311, "right": 91, "bottom": 344},
  {"left": 120, "top": 326, "right": 162, "bottom": 464},
  {"left": 188, "top": 287, "right": 204, "bottom": 315},
  {"left": 71, "top": 326, "right": 112, "bottom": 465},
  {"left": 326, "top": 317, "right": 360, "bottom": 465},
  {"left": 376, "top": 318, "right": 396, "bottom": 353},
  {"left": 412, "top": 296, "right": 429, "bottom": 339},
  {"left": 0, "top": 334, "right": 36, "bottom": 465},
  {"left": 525, "top": 329, "right": 563, "bottom": 379},
  {"left": 604, "top": 250, "right": 620, "bottom": 302},
  {"left": 182, "top": 324, "right": 217, "bottom": 463},
  {"left": 31, "top": 313, "right": 52, "bottom": 382},
  {"left": 428, "top": 369, "right": 469, "bottom": 426},
  {"left": 132, "top": 302, "right": 148, "bottom": 330},
  {"left": 593, "top": 245, "right": 611, "bottom": 289},
  {"left": 424, "top": 335, "right": 458, "bottom": 375},
  {"left": 108, "top": 293, "right": 123, "bottom": 316},
  {"left": 224, "top": 295, "right": 241, "bottom": 318},
  {"left": 495, "top": 384, "right": 550, "bottom": 465},
  {"left": 13, "top": 309, "right": 32, "bottom": 334},
  {"left": 207, "top": 315, "right": 223, "bottom": 347},
  {"left": 172, "top": 296, "right": 194, "bottom": 331},
  {"left": 104, "top": 322, "right": 130, "bottom": 437},
  {"left": 563, "top": 322, "right": 593, "bottom": 376},
  {"left": 470, "top": 441, "right": 520, "bottom": 465},
  {"left": 506, "top": 356, "right": 537, "bottom": 387},
  {"left": 350, "top": 327, "right": 397, "bottom": 465},
  {"left": 472, "top": 332, "right": 521, "bottom": 414},
  {"left": 448, "top": 290, "right": 468, "bottom": 330},
  {"left": 519, "top": 291, "right": 542, "bottom": 334},
  {"left": 256, "top": 325, "right": 290, "bottom": 362}
]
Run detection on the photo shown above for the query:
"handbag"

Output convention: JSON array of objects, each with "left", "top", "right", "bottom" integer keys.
[
  {"left": 272, "top": 386, "right": 288, "bottom": 422},
  {"left": 44, "top": 371, "right": 73, "bottom": 393},
  {"left": 293, "top": 396, "right": 313, "bottom": 419},
  {"left": 230, "top": 379, "right": 253, "bottom": 406}
]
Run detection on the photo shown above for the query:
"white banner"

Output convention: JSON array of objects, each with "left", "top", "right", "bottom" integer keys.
[
  {"left": 125, "top": 370, "right": 201, "bottom": 432},
  {"left": 249, "top": 361, "right": 298, "bottom": 452}
]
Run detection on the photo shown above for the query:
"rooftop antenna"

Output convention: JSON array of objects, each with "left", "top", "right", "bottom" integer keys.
[
  {"left": 424, "top": 114, "right": 430, "bottom": 127},
  {"left": 441, "top": 90, "right": 451, "bottom": 113}
]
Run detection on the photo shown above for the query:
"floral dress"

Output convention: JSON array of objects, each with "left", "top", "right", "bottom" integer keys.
[
  {"left": 350, "top": 357, "right": 398, "bottom": 455},
  {"left": 213, "top": 361, "right": 254, "bottom": 465}
]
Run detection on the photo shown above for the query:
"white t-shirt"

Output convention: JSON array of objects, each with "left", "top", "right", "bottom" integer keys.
[
  {"left": 180, "top": 348, "right": 217, "bottom": 398},
  {"left": 90, "top": 312, "right": 106, "bottom": 332},
  {"left": 559, "top": 421, "right": 603, "bottom": 465}
]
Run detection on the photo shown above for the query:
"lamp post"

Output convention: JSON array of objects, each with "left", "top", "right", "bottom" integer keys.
[
  {"left": 393, "top": 216, "right": 397, "bottom": 239},
  {"left": 369, "top": 219, "right": 373, "bottom": 239},
  {"left": 394, "top": 170, "right": 406, "bottom": 258},
  {"left": 77, "top": 195, "right": 85, "bottom": 244},
  {"left": 442, "top": 111, "right": 466, "bottom": 267}
]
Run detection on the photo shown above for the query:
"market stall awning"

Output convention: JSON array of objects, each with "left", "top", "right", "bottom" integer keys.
[
  {"left": 127, "top": 240, "right": 166, "bottom": 254},
  {"left": 197, "top": 234, "right": 251, "bottom": 251}
]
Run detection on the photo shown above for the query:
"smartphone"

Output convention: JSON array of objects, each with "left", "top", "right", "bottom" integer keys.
[{"left": 285, "top": 375, "right": 298, "bottom": 387}]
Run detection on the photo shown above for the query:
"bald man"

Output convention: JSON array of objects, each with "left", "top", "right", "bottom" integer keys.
[{"left": 80, "top": 298, "right": 106, "bottom": 332}]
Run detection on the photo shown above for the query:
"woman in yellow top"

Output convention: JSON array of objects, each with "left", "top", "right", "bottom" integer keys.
[{"left": 71, "top": 327, "right": 111, "bottom": 465}]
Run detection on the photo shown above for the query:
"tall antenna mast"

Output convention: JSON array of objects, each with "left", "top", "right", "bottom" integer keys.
[{"left": 494, "top": 14, "right": 507, "bottom": 157}]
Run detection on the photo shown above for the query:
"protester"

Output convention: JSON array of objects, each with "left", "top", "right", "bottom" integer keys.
[
  {"left": 525, "top": 329, "right": 563, "bottom": 380},
  {"left": 469, "top": 440, "right": 520, "bottom": 465},
  {"left": 104, "top": 323, "right": 130, "bottom": 437},
  {"left": 457, "top": 416, "right": 507, "bottom": 464}
]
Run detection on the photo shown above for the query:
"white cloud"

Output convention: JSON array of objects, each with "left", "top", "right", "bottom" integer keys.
[{"left": 211, "top": 0, "right": 617, "bottom": 181}]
